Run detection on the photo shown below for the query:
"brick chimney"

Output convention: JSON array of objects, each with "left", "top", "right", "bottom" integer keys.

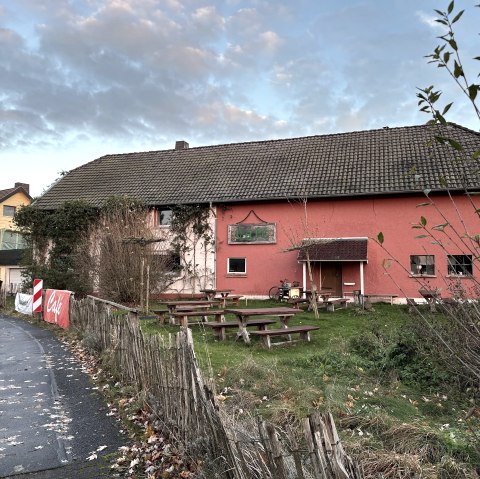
[
  {"left": 15, "top": 182, "right": 30, "bottom": 194},
  {"left": 175, "top": 140, "right": 189, "bottom": 150}
]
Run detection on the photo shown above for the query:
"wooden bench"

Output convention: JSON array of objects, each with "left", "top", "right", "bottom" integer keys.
[
  {"left": 324, "top": 298, "right": 348, "bottom": 312},
  {"left": 203, "top": 318, "right": 276, "bottom": 340},
  {"left": 222, "top": 294, "right": 244, "bottom": 306},
  {"left": 171, "top": 310, "right": 225, "bottom": 327},
  {"left": 176, "top": 304, "right": 213, "bottom": 311},
  {"left": 363, "top": 294, "right": 398, "bottom": 305},
  {"left": 248, "top": 325, "right": 320, "bottom": 349},
  {"left": 288, "top": 298, "right": 309, "bottom": 308}
]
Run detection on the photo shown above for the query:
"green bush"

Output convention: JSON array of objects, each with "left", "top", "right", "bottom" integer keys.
[
  {"left": 383, "top": 338, "right": 450, "bottom": 388},
  {"left": 348, "top": 326, "right": 451, "bottom": 389},
  {"left": 348, "top": 331, "right": 386, "bottom": 363}
]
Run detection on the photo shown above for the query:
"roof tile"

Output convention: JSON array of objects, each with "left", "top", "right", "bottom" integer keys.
[{"left": 34, "top": 123, "right": 480, "bottom": 209}]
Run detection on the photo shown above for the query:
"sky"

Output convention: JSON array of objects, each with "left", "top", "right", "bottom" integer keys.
[{"left": 1, "top": 0, "right": 479, "bottom": 197}]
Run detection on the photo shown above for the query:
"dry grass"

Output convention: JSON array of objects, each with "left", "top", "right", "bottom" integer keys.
[
  {"left": 350, "top": 448, "right": 427, "bottom": 478},
  {"left": 381, "top": 422, "right": 447, "bottom": 462},
  {"left": 339, "top": 412, "right": 393, "bottom": 436}
]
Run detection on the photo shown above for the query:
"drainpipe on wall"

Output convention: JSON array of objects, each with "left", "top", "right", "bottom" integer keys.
[{"left": 210, "top": 202, "right": 216, "bottom": 289}]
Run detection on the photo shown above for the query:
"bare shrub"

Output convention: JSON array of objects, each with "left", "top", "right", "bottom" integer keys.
[
  {"left": 420, "top": 299, "right": 480, "bottom": 390},
  {"left": 75, "top": 197, "right": 174, "bottom": 305}
]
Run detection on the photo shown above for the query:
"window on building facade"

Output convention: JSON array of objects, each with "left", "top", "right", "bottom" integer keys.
[
  {"left": 3, "top": 205, "right": 16, "bottom": 217},
  {"left": 228, "top": 257, "right": 246, "bottom": 274},
  {"left": 410, "top": 255, "right": 435, "bottom": 276},
  {"left": 157, "top": 208, "right": 173, "bottom": 226},
  {"left": 0, "top": 230, "right": 27, "bottom": 250},
  {"left": 157, "top": 209, "right": 173, "bottom": 226},
  {"left": 447, "top": 255, "right": 473, "bottom": 276}
]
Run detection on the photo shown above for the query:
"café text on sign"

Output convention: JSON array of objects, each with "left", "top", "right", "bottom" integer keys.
[
  {"left": 228, "top": 223, "right": 276, "bottom": 244},
  {"left": 44, "top": 289, "right": 72, "bottom": 329}
]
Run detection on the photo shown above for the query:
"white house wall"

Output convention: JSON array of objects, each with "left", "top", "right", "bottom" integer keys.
[{"left": 152, "top": 207, "right": 216, "bottom": 295}]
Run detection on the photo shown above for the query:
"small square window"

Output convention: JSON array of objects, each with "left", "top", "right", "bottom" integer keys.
[
  {"left": 3, "top": 205, "right": 16, "bottom": 217},
  {"left": 228, "top": 258, "right": 246, "bottom": 274},
  {"left": 410, "top": 255, "right": 435, "bottom": 275},
  {"left": 447, "top": 255, "right": 473, "bottom": 276},
  {"left": 157, "top": 209, "right": 172, "bottom": 226}
]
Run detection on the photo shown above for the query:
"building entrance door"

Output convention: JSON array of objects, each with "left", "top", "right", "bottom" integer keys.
[{"left": 320, "top": 263, "right": 342, "bottom": 296}]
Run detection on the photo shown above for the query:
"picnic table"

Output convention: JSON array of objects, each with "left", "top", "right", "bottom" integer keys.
[
  {"left": 305, "top": 289, "right": 333, "bottom": 302},
  {"left": 199, "top": 289, "right": 243, "bottom": 307},
  {"left": 203, "top": 317, "right": 277, "bottom": 340},
  {"left": 225, "top": 307, "right": 303, "bottom": 345},
  {"left": 155, "top": 300, "right": 220, "bottom": 322},
  {"left": 200, "top": 288, "right": 233, "bottom": 301},
  {"left": 171, "top": 309, "right": 226, "bottom": 327},
  {"left": 318, "top": 290, "right": 333, "bottom": 302}
]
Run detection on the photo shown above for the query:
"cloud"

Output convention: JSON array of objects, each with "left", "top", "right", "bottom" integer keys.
[
  {"left": 0, "top": 0, "right": 478, "bottom": 170},
  {"left": 415, "top": 10, "right": 442, "bottom": 29}
]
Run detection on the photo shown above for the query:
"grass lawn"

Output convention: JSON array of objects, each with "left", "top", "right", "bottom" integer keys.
[
  {"left": 4, "top": 293, "right": 477, "bottom": 476},
  {"left": 143, "top": 299, "right": 480, "bottom": 476}
]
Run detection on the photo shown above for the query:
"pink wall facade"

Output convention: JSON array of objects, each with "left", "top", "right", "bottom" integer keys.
[{"left": 214, "top": 194, "right": 479, "bottom": 300}]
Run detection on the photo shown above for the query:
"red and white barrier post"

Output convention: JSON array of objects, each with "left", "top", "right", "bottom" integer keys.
[{"left": 33, "top": 279, "right": 43, "bottom": 314}]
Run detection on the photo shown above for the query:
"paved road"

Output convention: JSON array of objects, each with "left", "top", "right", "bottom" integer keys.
[{"left": 0, "top": 314, "right": 126, "bottom": 478}]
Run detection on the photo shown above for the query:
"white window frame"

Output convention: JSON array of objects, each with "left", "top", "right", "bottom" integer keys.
[
  {"left": 227, "top": 257, "right": 246, "bottom": 274},
  {"left": 157, "top": 208, "right": 173, "bottom": 227}
]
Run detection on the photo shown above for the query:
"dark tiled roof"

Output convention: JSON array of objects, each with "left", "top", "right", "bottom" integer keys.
[
  {"left": 0, "top": 188, "right": 16, "bottom": 203},
  {"left": 0, "top": 186, "right": 31, "bottom": 203},
  {"left": 34, "top": 123, "right": 480, "bottom": 209},
  {"left": 297, "top": 238, "right": 368, "bottom": 262}
]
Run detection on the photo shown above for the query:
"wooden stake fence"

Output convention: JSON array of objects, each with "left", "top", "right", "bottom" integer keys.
[{"left": 70, "top": 296, "right": 362, "bottom": 478}]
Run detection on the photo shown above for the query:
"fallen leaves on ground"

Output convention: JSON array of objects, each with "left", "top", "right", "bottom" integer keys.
[
  {"left": 63, "top": 337, "right": 200, "bottom": 478},
  {"left": 110, "top": 403, "right": 200, "bottom": 478}
]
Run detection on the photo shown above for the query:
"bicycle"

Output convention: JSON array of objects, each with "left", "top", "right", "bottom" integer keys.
[{"left": 268, "top": 279, "right": 301, "bottom": 301}]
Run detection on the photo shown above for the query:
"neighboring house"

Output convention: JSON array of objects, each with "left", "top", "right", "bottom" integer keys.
[
  {"left": 34, "top": 123, "right": 480, "bottom": 301},
  {"left": 0, "top": 183, "right": 31, "bottom": 293}
]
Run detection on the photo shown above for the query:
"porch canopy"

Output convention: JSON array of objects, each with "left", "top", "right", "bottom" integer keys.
[
  {"left": 296, "top": 238, "right": 368, "bottom": 262},
  {"left": 290, "top": 238, "right": 368, "bottom": 295}
]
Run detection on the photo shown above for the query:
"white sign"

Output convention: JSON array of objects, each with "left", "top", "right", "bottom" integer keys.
[{"left": 15, "top": 293, "right": 33, "bottom": 315}]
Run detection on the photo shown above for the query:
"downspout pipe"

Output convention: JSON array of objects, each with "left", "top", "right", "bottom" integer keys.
[{"left": 210, "top": 202, "right": 216, "bottom": 289}]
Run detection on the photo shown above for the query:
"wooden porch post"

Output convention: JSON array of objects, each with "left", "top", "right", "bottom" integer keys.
[
  {"left": 302, "top": 262, "right": 307, "bottom": 297},
  {"left": 360, "top": 261, "right": 364, "bottom": 294}
]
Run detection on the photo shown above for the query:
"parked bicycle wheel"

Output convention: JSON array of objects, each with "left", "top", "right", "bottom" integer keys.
[{"left": 268, "top": 286, "right": 280, "bottom": 300}]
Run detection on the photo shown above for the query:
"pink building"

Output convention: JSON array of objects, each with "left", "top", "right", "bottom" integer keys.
[
  {"left": 35, "top": 123, "right": 480, "bottom": 301},
  {"left": 214, "top": 194, "right": 479, "bottom": 300}
]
